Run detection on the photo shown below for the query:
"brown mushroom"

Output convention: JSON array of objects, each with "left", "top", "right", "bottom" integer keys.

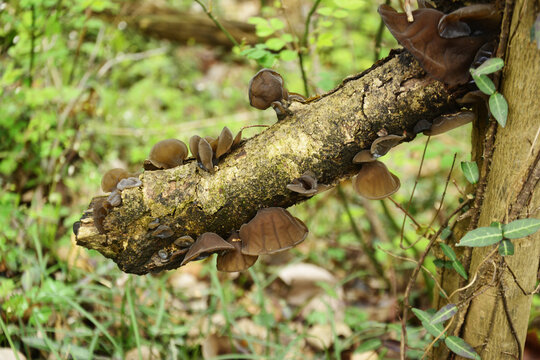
[
  {"left": 101, "top": 168, "right": 130, "bottom": 192},
  {"left": 248, "top": 68, "right": 287, "bottom": 110},
  {"left": 423, "top": 111, "right": 475, "bottom": 136},
  {"left": 152, "top": 225, "right": 174, "bottom": 239},
  {"left": 378, "top": 5, "right": 498, "bottom": 86},
  {"left": 353, "top": 150, "right": 377, "bottom": 163},
  {"left": 146, "top": 139, "right": 188, "bottom": 170},
  {"left": 216, "top": 233, "right": 258, "bottom": 272},
  {"left": 413, "top": 119, "right": 433, "bottom": 134},
  {"left": 93, "top": 198, "right": 113, "bottom": 234},
  {"left": 286, "top": 171, "right": 330, "bottom": 196},
  {"left": 198, "top": 138, "right": 214, "bottom": 173},
  {"left": 181, "top": 232, "right": 235, "bottom": 266},
  {"left": 353, "top": 161, "right": 401, "bottom": 200},
  {"left": 215, "top": 127, "right": 234, "bottom": 159},
  {"left": 438, "top": 4, "right": 500, "bottom": 39},
  {"left": 370, "top": 134, "right": 405, "bottom": 157},
  {"left": 174, "top": 235, "right": 194, "bottom": 248},
  {"left": 239, "top": 207, "right": 308, "bottom": 255},
  {"left": 189, "top": 135, "right": 202, "bottom": 162}
]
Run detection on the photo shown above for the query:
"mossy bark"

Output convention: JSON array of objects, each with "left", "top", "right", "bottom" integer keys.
[
  {"left": 76, "top": 50, "right": 464, "bottom": 274},
  {"left": 433, "top": 0, "right": 540, "bottom": 358}
]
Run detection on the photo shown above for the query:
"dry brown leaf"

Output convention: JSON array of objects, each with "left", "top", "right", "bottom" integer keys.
[
  {"left": 306, "top": 323, "right": 352, "bottom": 351},
  {"left": 125, "top": 346, "right": 161, "bottom": 360},
  {"left": 202, "top": 333, "right": 233, "bottom": 359},
  {"left": 352, "top": 351, "right": 378, "bottom": 360},
  {"left": 0, "top": 349, "right": 26, "bottom": 360}
]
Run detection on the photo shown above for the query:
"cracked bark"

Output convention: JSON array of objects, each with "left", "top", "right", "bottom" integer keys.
[{"left": 75, "top": 50, "right": 465, "bottom": 275}]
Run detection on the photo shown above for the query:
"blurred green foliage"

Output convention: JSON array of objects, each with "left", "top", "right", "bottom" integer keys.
[{"left": 1, "top": 0, "right": 529, "bottom": 359}]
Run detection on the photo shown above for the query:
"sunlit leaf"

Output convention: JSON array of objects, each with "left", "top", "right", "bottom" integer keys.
[
  {"left": 355, "top": 338, "right": 381, "bottom": 353},
  {"left": 457, "top": 227, "right": 503, "bottom": 247},
  {"left": 445, "top": 336, "right": 481, "bottom": 359},
  {"left": 279, "top": 49, "right": 297, "bottom": 61},
  {"left": 489, "top": 92, "right": 508, "bottom": 127},
  {"left": 461, "top": 161, "right": 479, "bottom": 184},
  {"left": 498, "top": 239, "right": 514, "bottom": 256},
  {"left": 412, "top": 308, "right": 447, "bottom": 339},
  {"left": 502, "top": 218, "right": 540, "bottom": 239},
  {"left": 265, "top": 38, "right": 286, "bottom": 51},
  {"left": 430, "top": 303, "right": 458, "bottom": 325},
  {"left": 471, "top": 58, "right": 504, "bottom": 76}
]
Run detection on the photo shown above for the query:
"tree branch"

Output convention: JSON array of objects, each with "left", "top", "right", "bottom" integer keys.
[{"left": 75, "top": 50, "right": 464, "bottom": 274}]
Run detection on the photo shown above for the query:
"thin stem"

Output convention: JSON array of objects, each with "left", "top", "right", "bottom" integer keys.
[
  {"left": 373, "top": 0, "right": 391, "bottom": 62},
  {"left": 337, "top": 185, "right": 390, "bottom": 288},
  {"left": 27, "top": 5, "right": 36, "bottom": 86},
  {"left": 297, "top": 0, "right": 321, "bottom": 96},
  {"left": 194, "top": 0, "right": 239, "bottom": 47}
]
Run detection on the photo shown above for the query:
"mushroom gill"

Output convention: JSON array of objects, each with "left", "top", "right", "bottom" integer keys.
[
  {"left": 423, "top": 111, "right": 475, "bottom": 136},
  {"left": 286, "top": 171, "right": 330, "bottom": 196},
  {"left": 353, "top": 161, "right": 401, "bottom": 200},
  {"left": 239, "top": 207, "right": 308, "bottom": 256}
]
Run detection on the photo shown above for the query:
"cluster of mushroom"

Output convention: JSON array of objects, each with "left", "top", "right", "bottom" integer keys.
[
  {"left": 351, "top": 133, "right": 404, "bottom": 200},
  {"left": 166, "top": 207, "right": 308, "bottom": 272},
  {"left": 93, "top": 168, "right": 142, "bottom": 233},
  {"left": 378, "top": 3, "right": 500, "bottom": 87},
  {"left": 248, "top": 68, "right": 306, "bottom": 120}
]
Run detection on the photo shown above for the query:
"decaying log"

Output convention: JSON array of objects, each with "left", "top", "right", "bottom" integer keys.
[
  {"left": 76, "top": 50, "right": 467, "bottom": 274},
  {"left": 95, "top": 1, "right": 258, "bottom": 47}
]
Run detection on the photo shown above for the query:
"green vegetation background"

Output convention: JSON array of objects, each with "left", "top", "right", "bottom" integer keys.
[{"left": 1, "top": 0, "right": 537, "bottom": 358}]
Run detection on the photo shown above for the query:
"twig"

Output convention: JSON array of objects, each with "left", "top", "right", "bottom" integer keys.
[
  {"left": 379, "top": 200, "right": 416, "bottom": 251},
  {"left": 400, "top": 136, "right": 430, "bottom": 249},
  {"left": 27, "top": 5, "right": 36, "bottom": 86},
  {"left": 193, "top": 0, "right": 239, "bottom": 47},
  {"left": 298, "top": 0, "right": 322, "bottom": 96},
  {"left": 336, "top": 185, "right": 390, "bottom": 288},
  {"left": 97, "top": 47, "right": 167, "bottom": 78},
  {"left": 503, "top": 259, "right": 530, "bottom": 296},
  {"left": 388, "top": 196, "right": 422, "bottom": 230},
  {"left": 373, "top": 0, "right": 391, "bottom": 61},
  {"left": 422, "top": 317, "right": 455, "bottom": 360},
  {"left": 449, "top": 247, "right": 498, "bottom": 301}
]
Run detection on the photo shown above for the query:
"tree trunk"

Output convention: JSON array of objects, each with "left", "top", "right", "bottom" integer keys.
[
  {"left": 75, "top": 50, "right": 463, "bottom": 275},
  {"left": 434, "top": 0, "right": 540, "bottom": 358}
]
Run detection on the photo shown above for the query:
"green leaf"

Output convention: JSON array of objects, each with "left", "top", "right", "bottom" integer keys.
[
  {"left": 355, "top": 338, "right": 382, "bottom": 353},
  {"left": 440, "top": 243, "right": 457, "bottom": 261},
  {"left": 457, "top": 227, "right": 503, "bottom": 247},
  {"left": 430, "top": 303, "right": 458, "bottom": 325},
  {"left": 265, "top": 38, "right": 286, "bottom": 51},
  {"left": 335, "top": 0, "right": 363, "bottom": 10},
  {"left": 440, "top": 227, "right": 452, "bottom": 240},
  {"left": 489, "top": 92, "right": 508, "bottom": 127},
  {"left": 502, "top": 218, "right": 540, "bottom": 239},
  {"left": 269, "top": 18, "right": 285, "bottom": 31},
  {"left": 461, "top": 161, "right": 479, "bottom": 184},
  {"left": 472, "top": 58, "right": 504, "bottom": 76},
  {"left": 499, "top": 239, "right": 514, "bottom": 256},
  {"left": 445, "top": 336, "right": 481, "bottom": 359},
  {"left": 412, "top": 308, "right": 447, "bottom": 339},
  {"left": 471, "top": 74, "right": 495, "bottom": 95},
  {"left": 279, "top": 49, "right": 297, "bottom": 61},
  {"left": 452, "top": 261, "right": 468, "bottom": 280},
  {"left": 317, "top": 7, "right": 333, "bottom": 16},
  {"left": 433, "top": 259, "right": 453, "bottom": 269}
]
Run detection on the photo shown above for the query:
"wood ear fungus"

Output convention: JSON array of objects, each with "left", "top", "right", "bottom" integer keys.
[
  {"left": 189, "top": 127, "right": 237, "bottom": 173},
  {"left": 286, "top": 171, "right": 330, "bottom": 196},
  {"left": 248, "top": 69, "right": 306, "bottom": 120},
  {"left": 101, "top": 168, "right": 130, "bottom": 192},
  {"left": 378, "top": 4, "right": 500, "bottom": 86},
  {"left": 239, "top": 207, "right": 308, "bottom": 255},
  {"left": 145, "top": 139, "right": 188, "bottom": 170},
  {"left": 423, "top": 111, "right": 475, "bottom": 136},
  {"left": 353, "top": 161, "right": 400, "bottom": 200},
  {"left": 216, "top": 233, "right": 258, "bottom": 272},
  {"left": 371, "top": 134, "right": 405, "bottom": 157},
  {"left": 353, "top": 150, "right": 378, "bottom": 163},
  {"left": 438, "top": 4, "right": 500, "bottom": 39},
  {"left": 181, "top": 232, "right": 235, "bottom": 266}
]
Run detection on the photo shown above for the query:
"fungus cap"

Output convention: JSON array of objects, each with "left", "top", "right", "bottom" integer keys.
[
  {"left": 423, "top": 111, "right": 475, "bottom": 136},
  {"left": 353, "top": 150, "right": 378, "bottom": 163},
  {"left": 101, "top": 168, "right": 130, "bottom": 192},
  {"left": 181, "top": 232, "right": 235, "bottom": 266},
  {"left": 216, "top": 127, "right": 234, "bottom": 159},
  {"left": 248, "top": 69, "right": 287, "bottom": 110},
  {"left": 148, "top": 139, "right": 188, "bottom": 169},
  {"left": 239, "top": 207, "right": 308, "bottom": 255},
  {"left": 371, "top": 134, "right": 405, "bottom": 157},
  {"left": 216, "top": 233, "right": 258, "bottom": 272},
  {"left": 353, "top": 161, "right": 401, "bottom": 200},
  {"left": 198, "top": 138, "right": 214, "bottom": 172}
]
